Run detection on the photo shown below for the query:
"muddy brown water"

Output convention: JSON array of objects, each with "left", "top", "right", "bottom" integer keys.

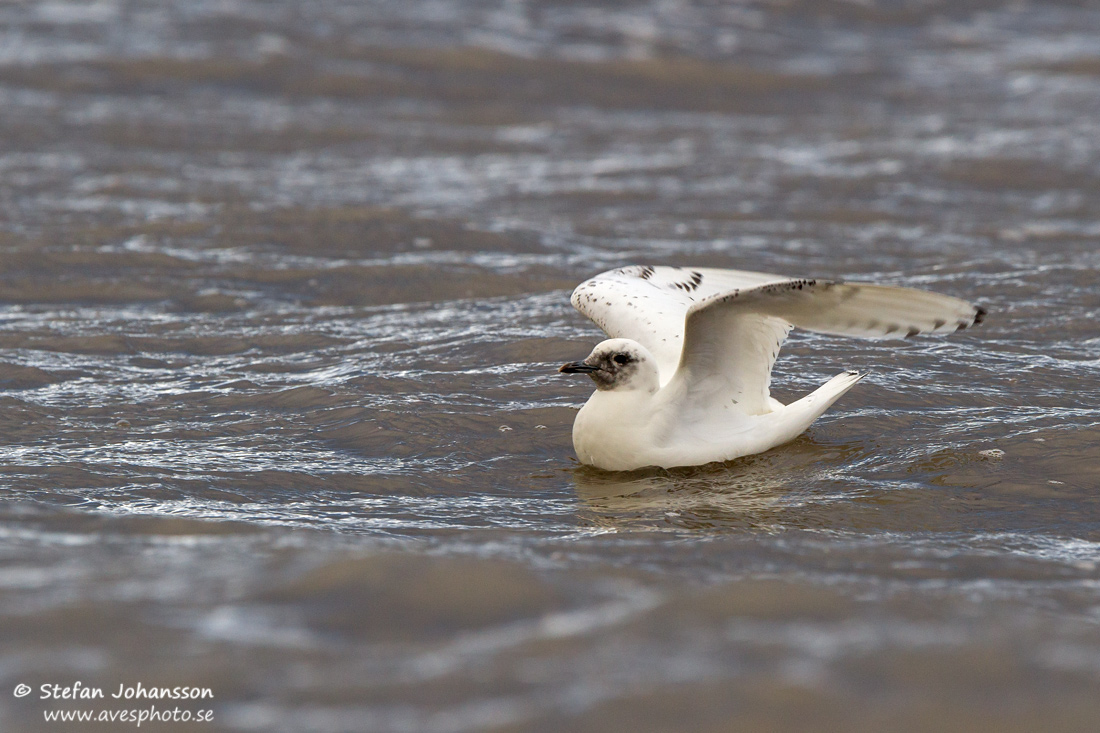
[{"left": 1, "top": 1, "right": 1099, "bottom": 731}]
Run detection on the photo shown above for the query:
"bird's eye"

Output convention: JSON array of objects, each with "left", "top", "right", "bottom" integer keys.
[{"left": 613, "top": 354, "right": 630, "bottom": 365}]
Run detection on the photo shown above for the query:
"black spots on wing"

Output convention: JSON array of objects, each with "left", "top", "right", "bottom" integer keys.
[
  {"left": 956, "top": 307, "right": 987, "bottom": 332},
  {"left": 709, "top": 289, "right": 740, "bottom": 307},
  {"left": 933, "top": 319, "right": 946, "bottom": 329},
  {"left": 884, "top": 323, "right": 901, "bottom": 335},
  {"left": 670, "top": 270, "right": 704, "bottom": 294},
  {"left": 639, "top": 266, "right": 655, "bottom": 281},
  {"left": 756, "top": 279, "right": 815, "bottom": 297},
  {"left": 789, "top": 278, "right": 816, "bottom": 292},
  {"left": 905, "top": 326, "right": 921, "bottom": 338}
]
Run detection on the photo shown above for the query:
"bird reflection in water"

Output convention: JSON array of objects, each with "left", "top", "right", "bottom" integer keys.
[{"left": 570, "top": 434, "right": 869, "bottom": 532}]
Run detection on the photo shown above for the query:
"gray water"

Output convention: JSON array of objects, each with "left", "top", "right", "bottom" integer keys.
[{"left": 1, "top": 1, "right": 1099, "bottom": 731}]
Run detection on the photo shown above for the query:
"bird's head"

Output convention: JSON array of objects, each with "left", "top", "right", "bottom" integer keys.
[{"left": 558, "top": 338, "right": 660, "bottom": 393}]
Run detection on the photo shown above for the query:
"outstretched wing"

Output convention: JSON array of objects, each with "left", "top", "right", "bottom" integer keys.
[
  {"left": 570, "top": 265, "right": 788, "bottom": 382},
  {"left": 670, "top": 278, "right": 987, "bottom": 416}
]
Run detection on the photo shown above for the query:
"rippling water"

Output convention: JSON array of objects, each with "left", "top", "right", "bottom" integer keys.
[{"left": 1, "top": 1, "right": 1099, "bottom": 731}]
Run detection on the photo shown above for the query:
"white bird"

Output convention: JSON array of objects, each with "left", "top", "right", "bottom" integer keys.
[{"left": 559, "top": 265, "right": 986, "bottom": 471}]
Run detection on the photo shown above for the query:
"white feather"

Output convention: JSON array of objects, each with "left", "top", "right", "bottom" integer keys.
[{"left": 570, "top": 265, "right": 788, "bottom": 383}]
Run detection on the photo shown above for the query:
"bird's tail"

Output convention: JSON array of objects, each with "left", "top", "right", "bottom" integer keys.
[{"left": 770, "top": 370, "right": 865, "bottom": 444}]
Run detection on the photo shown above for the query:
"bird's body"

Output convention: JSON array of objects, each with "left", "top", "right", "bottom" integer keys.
[
  {"left": 560, "top": 266, "right": 985, "bottom": 471},
  {"left": 571, "top": 359, "right": 864, "bottom": 471}
]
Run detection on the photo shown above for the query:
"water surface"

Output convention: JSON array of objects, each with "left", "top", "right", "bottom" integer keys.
[{"left": 1, "top": 1, "right": 1099, "bottom": 731}]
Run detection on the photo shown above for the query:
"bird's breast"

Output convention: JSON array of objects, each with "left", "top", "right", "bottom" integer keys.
[{"left": 571, "top": 389, "right": 663, "bottom": 471}]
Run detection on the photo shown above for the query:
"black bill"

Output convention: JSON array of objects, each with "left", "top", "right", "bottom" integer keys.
[{"left": 558, "top": 361, "right": 600, "bottom": 374}]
